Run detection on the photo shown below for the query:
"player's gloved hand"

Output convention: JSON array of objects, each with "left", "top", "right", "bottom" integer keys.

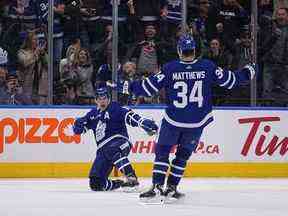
[
  {"left": 73, "top": 117, "right": 88, "bottom": 134},
  {"left": 140, "top": 119, "right": 158, "bottom": 136},
  {"left": 243, "top": 63, "right": 257, "bottom": 80}
]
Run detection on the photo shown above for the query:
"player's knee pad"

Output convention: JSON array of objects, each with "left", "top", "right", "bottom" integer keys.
[
  {"left": 89, "top": 177, "right": 105, "bottom": 191},
  {"left": 175, "top": 146, "right": 192, "bottom": 161}
]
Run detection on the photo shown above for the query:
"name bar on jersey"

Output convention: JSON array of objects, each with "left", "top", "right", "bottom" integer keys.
[{"left": 172, "top": 71, "right": 206, "bottom": 80}]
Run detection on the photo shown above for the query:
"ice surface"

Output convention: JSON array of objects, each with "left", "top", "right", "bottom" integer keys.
[{"left": 0, "top": 178, "right": 287, "bottom": 216}]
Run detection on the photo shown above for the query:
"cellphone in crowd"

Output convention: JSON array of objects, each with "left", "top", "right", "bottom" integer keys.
[{"left": 37, "top": 38, "right": 46, "bottom": 49}]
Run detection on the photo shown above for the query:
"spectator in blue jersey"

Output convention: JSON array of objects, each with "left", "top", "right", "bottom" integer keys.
[
  {"left": 73, "top": 86, "right": 158, "bottom": 192},
  {"left": 160, "top": 0, "right": 183, "bottom": 41},
  {"left": 118, "top": 34, "right": 256, "bottom": 203},
  {"left": 36, "top": 0, "right": 65, "bottom": 81}
]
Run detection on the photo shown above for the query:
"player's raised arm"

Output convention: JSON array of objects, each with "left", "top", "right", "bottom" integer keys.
[
  {"left": 73, "top": 110, "right": 96, "bottom": 134},
  {"left": 117, "top": 68, "right": 167, "bottom": 97},
  {"left": 213, "top": 62, "right": 257, "bottom": 90},
  {"left": 130, "top": 70, "right": 167, "bottom": 97}
]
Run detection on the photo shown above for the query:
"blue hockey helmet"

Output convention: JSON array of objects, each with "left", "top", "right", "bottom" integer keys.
[
  {"left": 177, "top": 34, "right": 196, "bottom": 54},
  {"left": 95, "top": 86, "right": 110, "bottom": 100}
]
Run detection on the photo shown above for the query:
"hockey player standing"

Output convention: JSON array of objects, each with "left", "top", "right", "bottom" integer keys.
[
  {"left": 73, "top": 86, "right": 158, "bottom": 192},
  {"left": 119, "top": 34, "right": 257, "bottom": 203}
]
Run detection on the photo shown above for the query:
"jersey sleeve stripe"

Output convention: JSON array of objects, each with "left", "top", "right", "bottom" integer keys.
[
  {"left": 246, "top": 65, "right": 256, "bottom": 79},
  {"left": 124, "top": 111, "right": 133, "bottom": 125},
  {"left": 146, "top": 77, "right": 159, "bottom": 92},
  {"left": 227, "top": 73, "right": 236, "bottom": 89},
  {"left": 219, "top": 70, "right": 232, "bottom": 87},
  {"left": 142, "top": 80, "right": 152, "bottom": 96}
]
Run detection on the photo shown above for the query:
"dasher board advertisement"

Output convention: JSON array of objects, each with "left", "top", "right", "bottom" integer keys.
[{"left": 0, "top": 107, "right": 287, "bottom": 163}]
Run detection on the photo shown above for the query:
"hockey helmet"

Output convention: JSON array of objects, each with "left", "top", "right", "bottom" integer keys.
[
  {"left": 177, "top": 34, "right": 196, "bottom": 55},
  {"left": 95, "top": 86, "right": 110, "bottom": 100}
]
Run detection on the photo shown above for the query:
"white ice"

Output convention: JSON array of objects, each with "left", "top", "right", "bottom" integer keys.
[{"left": 0, "top": 178, "right": 287, "bottom": 216}]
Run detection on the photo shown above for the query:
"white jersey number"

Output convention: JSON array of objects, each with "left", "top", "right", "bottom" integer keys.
[{"left": 173, "top": 81, "right": 203, "bottom": 108}]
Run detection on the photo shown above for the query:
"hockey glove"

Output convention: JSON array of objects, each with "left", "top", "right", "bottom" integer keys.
[
  {"left": 140, "top": 119, "right": 158, "bottom": 136},
  {"left": 73, "top": 117, "right": 88, "bottom": 134}
]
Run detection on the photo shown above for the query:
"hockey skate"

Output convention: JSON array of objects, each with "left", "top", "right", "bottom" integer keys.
[
  {"left": 163, "top": 184, "right": 185, "bottom": 204},
  {"left": 110, "top": 179, "right": 125, "bottom": 191},
  {"left": 121, "top": 176, "right": 140, "bottom": 193},
  {"left": 139, "top": 184, "right": 165, "bottom": 204}
]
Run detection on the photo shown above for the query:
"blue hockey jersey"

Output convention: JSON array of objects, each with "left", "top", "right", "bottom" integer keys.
[
  {"left": 163, "top": 0, "right": 182, "bottom": 24},
  {"left": 74, "top": 101, "right": 147, "bottom": 149},
  {"left": 130, "top": 58, "right": 255, "bottom": 128},
  {"left": 36, "top": 0, "right": 64, "bottom": 38}
]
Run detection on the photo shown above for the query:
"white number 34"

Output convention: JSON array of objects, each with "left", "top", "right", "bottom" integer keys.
[{"left": 173, "top": 81, "right": 203, "bottom": 108}]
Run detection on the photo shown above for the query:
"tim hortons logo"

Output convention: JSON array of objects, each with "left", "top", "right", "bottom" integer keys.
[
  {"left": 0, "top": 118, "right": 81, "bottom": 154},
  {"left": 239, "top": 117, "right": 288, "bottom": 156}
]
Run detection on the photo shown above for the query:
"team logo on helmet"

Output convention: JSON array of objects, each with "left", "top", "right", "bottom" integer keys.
[
  {"left": 177, "top": 34, "right": 196, "bottom": 53},
  {"left": 95, "top": 87, "right": 110, "bottom": 99}
]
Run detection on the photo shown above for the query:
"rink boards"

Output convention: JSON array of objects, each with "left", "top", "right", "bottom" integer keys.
[{"left": 0, "top": 106, "right": 287, "bottom": 177}]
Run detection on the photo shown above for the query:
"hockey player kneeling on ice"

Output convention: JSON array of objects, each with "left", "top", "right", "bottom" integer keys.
[
  {"left": 117, "top": 34, "right": 257, "bottom": 203},
  {"left": 73, "top": 86, "right": 158, "bottom": 192}
]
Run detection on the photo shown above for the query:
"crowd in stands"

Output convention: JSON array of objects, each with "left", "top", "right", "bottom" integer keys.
[{"left": 0, "top": 0, "right": 288, "bottom": 106}]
